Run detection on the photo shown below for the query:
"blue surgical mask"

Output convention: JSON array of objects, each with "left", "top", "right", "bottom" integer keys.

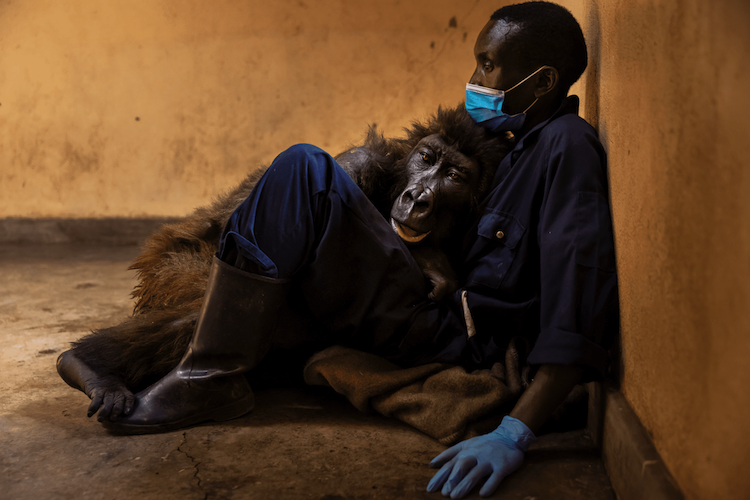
[{"left": 465, "top": 66, "right": 546, "bottom": 131}]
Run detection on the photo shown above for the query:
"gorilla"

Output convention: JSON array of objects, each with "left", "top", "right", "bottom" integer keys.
[{"left": 57, "top": 104, "right": 513, "bottom": 421}]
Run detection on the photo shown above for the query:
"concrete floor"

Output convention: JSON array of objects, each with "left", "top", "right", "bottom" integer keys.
[{"left": 0, "top": 243, "right": 616, "bottom": 500}]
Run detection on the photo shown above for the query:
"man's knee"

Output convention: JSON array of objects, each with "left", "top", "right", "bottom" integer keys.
[{"left": 267, "top": 143, "right": 336, "bottom": 180}]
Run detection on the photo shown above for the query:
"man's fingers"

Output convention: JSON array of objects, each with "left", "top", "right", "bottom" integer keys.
[
  {"left": 478, "top": 469, "right": 508, "bottom": 498},
  {"left": 442, "top": 456, "right": 477, "bottom": 496},
  {"left": 450, "top": 463, "right": 493, "bottom": 499},
  {"left": 430, "top": 443, "right": 464, "bottom": 468},
  {"left": 427, "top": 458, "right": 457, "bottom": 492}
]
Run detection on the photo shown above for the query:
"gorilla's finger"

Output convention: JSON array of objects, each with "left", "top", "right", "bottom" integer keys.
[
  {"left": 97, "top": 392, "right": 115, "bottom": 422},
  {"left": 424, "top": 270, "right": 448, "bottom": 301},
  {"left": 87, "top": 391, "right": 104, "bottom": 418},
  {"left": 428, "top": 283, "right": 447, "bottom": 301},
  {"left": 123, "top": 391, "right": 135, "bottom": 416},
  {"left": 109, "top": 392, "right": 126, "bottom": 420}
]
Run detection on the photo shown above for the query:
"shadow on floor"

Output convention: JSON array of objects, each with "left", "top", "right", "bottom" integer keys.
[{"left": 0, "top": 243, "right": 614, "bottom": 499}]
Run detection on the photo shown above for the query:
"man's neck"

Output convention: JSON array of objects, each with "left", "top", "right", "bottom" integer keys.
[{"left": 514, "top": 96, "right": 565, "bottom": 140}]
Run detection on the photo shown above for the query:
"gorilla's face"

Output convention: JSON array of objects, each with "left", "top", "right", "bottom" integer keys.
[{"left": 390, "top": 134, "right": 481, "bottom": 245}]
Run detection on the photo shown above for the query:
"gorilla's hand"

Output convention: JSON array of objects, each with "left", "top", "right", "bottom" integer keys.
[
  {"left": 409, "top": 246, "right": 458, "bottom": 301},
  {"left": 56, "top": 350, "right": 134, "bottom": 421}
]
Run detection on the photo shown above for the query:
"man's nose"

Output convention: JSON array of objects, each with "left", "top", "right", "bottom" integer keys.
[{"left": 469, "top": 68, "right": 482, "bottom": 85}]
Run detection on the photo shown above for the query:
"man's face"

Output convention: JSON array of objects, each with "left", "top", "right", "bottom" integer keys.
[{"left": 469, "top": 20, "right": 536, "bottom": 115}]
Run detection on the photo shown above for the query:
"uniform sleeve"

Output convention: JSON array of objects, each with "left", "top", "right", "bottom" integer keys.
[{"left": 526, "top": 122, "right": 619, "bottom": 381}]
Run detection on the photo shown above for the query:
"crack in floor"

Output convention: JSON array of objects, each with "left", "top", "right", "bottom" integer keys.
[{"left": 177, "top": 432, "right": 207, "bottom": 499}]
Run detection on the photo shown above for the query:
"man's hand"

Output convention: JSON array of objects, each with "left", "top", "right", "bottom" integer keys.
[
  {"left": 426, "top": 416, "right": 535, "bottom": 498},
  {"left": 427, "top": 364, "right": 583, "bottom": 498}
]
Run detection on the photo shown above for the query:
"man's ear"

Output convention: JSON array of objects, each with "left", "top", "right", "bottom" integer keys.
[{"left": 533, "top": 66, "right": 559, "bottom": 98}]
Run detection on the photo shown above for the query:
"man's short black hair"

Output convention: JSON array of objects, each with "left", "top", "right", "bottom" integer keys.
[{"left": 491, "top": 1, "right": 587, "bottom": 97}]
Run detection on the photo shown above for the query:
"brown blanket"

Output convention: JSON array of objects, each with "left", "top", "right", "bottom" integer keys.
[{"left": 303, "top": 339, "right": 533, "bottom": 445}]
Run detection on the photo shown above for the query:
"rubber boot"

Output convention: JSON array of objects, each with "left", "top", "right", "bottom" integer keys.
[{"left": 103, "top": 256, "right": 290, "bottom": 435}]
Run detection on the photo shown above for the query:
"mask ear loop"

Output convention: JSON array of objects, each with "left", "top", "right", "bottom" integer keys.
[
  {"left": 521, "top": 97, "right": 539, "bottom": 114},
  {"left": 504, "top": 65, "right": 548, "bottom": 93},
  {"left": 505, "top": 66, "right": 549, "bottom": 115}
]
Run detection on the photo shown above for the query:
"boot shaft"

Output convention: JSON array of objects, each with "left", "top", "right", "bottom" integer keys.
[{"left": 179, "top": 256, "right": 290, "bottom": 379}]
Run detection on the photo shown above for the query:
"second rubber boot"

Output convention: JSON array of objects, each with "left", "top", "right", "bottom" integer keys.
[{"left": 103, "top": 256, "right": 290, "bottom": 435}]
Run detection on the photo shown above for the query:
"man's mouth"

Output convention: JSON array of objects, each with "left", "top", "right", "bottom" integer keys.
[{"left": 391, "top": 218, "right": 431, "bottom": 243}]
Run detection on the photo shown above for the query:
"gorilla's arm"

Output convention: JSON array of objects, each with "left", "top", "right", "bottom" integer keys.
[
  {"left": 58, "top": 307, "right": 198, "bottom": 420},
  {"left": 335, "top": 142, "right": 404, "bottom": 219},
  {"left": 335, "top": 146, "right": 377, "bottom": 184},
  {"left": 408, "top": 245, "right": 459, "bottom": 301},
  {"left": 57, "top": 350, "right": 134, "bottom": 421}
]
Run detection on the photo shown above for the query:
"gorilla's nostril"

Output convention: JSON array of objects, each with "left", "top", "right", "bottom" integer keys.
[{"left": 414, "top": 199, "right": 431, "bottom": 211}]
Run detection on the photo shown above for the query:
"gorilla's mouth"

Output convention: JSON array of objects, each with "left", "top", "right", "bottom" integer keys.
[{"left": 391, "top": 218, "right": 431, "bottom": 243}]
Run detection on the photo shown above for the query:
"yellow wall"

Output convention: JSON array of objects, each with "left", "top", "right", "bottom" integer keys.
[
  {"left": 566, "top": 0, "right": 750, "bottom": 498},
  {"left": 3, "top": 0, "right": 749, "bottom": 498},
  {"left": 0, "top": 0, "right": 494, "bottom": 216}
]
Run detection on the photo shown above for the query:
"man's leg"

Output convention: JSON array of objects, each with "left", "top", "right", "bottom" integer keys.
[
  {"left": 104, "top": 144, "right": 431, "bottom": 434},
  {"left": 219, "top": 143, "right": 430, "bottom": 354}
]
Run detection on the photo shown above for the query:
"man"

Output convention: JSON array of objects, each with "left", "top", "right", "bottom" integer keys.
[{"left": 105, "top": 2, "right": 618, "bottom": 498}]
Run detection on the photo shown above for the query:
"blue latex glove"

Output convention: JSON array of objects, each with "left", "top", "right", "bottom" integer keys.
[{"left": 426, "top": 416, "right": 536, "bottom": 498}]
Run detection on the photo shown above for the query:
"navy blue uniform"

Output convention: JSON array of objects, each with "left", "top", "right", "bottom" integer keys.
[{"left": 219, "top": 96, "right": 618, "bottom": 380}]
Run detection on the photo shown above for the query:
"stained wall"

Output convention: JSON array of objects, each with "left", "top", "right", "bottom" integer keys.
[
  {"left": 2, "top": 1, "right": 750, "bottom": 499},
  {"left": 565, "top": 0, "right": 750, "bottom": 498},
  {"left": 0, "top": 0, "right": 493, "bottom": 216}
]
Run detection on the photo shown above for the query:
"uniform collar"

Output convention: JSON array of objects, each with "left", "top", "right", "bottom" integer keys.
[
  {"left": 488, "top": 96, "right": 581, "bottom": 190},
  {"left": 511, "top": 95, "right": 580, "bottom": 151}
]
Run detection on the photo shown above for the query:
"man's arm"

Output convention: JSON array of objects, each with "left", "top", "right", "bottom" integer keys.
[
  {"left": 427, "top": 122, "right": 614, "bottom": 499},
  {"left": 509, "top": 363, "right": 582, "bottom": 433},
  {"left": 426, "top": 363, "right": 582, "bottom": 498}
]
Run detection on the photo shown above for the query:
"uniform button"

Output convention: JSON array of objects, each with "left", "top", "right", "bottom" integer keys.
[{"left": 495, "top": 230, "right": 505, "bottom": 240}]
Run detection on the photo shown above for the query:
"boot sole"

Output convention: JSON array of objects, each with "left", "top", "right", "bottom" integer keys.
[{"left": 101, "top": 395, "right": 254, "bottom": 435}]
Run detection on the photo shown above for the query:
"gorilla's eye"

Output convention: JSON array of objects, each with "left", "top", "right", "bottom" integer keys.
[
  {"left": 447, "top": 171, "right": 461, "bottom": 181},
  {"left": 420, "top": 152, "right": 431, "bottom": 163}
]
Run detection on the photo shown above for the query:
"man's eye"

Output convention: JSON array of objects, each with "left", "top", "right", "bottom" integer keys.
[{"left": 483, "top": 61, "right": 493, "bottom": 72}]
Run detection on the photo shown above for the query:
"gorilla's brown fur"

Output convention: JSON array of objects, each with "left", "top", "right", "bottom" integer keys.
[{"left": 68, "top": 104, "right": 512, "bottom": 393}]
